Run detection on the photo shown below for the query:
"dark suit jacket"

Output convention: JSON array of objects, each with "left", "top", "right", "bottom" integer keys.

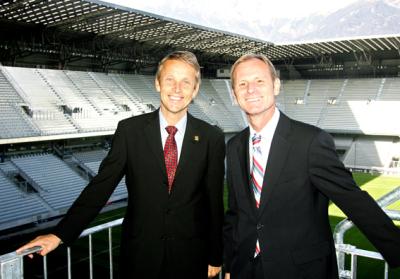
[
  {"left": 54, "top": 110, "right": 225, "bottom": 279},
  {"left": 224, "top": 112, "right": 400, "bottom": 279}
]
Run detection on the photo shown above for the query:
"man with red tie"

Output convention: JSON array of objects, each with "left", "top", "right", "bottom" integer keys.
[{"left": 18, "top": 51, "right": 225, "bottom": 279}]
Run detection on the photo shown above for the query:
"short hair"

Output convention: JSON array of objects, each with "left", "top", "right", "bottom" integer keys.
[
  {"left": 156, "top": 51, "right": 201, "bottom": 86},
  {"left": 230, "top": 53, "right": 278, "bottom": 88}
]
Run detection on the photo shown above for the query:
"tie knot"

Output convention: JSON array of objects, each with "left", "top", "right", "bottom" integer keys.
[
  {"left": 166, "top": 126, "right": 178, "bottom": 136},
  {"left": 252, "top": 133, "right": 262, "bottom": 146}
]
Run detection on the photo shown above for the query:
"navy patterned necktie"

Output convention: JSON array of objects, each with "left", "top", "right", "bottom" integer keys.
[{"left": 251, "top": 133, "right": 264, "bottom": 256}]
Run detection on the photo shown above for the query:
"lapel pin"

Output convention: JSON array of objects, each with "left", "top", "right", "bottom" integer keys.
[{"left": 194, "top": 135, "right": 200, "bottom": 142}]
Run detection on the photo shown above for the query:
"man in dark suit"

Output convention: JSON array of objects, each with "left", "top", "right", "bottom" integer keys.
[
  {"left": 17, "top": 51, "right": 225, "bottom": 279},
  {"left": 223, "top": 53, "right": 400, "bottom": 279}
]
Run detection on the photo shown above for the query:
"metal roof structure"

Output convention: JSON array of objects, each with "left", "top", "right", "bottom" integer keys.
[
  {"left": 0, "top": 0, "right": 399, "bottom": 75},
  {"left": 0, "top": 0, "right": 270, "bottom": 59},
  {"left": 267, "top": 35, "right": 400, "bottom": 61}
]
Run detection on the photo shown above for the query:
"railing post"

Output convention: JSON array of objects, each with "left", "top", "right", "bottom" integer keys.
[
  {"left": 0, "top": 252, "right": 23, "bottom": 279},
  {"left": 350, "top": 254, "right": 357, "bottom": 279},
  {"left": 89, "top": 234, "right": 93, "bottom": 279},
  {"left": 383, "top": 263, "right": 389, "bottom": 279},
  {"left": 43, "top": 255, "right": 48, "bottom": 279},
  {"left": 67, "top": 247, "right": 72, "bottom": 279},
  {"left": 108, "top": 228, "right": 113, "bottom": 279},
  {"left": 0, "top": 247, "right": 42, "bottom": 279}
]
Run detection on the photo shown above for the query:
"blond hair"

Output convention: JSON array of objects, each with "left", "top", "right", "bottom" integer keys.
[
  {"left": 156, "top": 51, "right": 201, "bottom": 86},
  {"left": 230, "top": 53, "right": 277, "bottom": 88}
]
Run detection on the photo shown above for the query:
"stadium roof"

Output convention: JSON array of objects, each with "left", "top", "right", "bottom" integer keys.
[
  {"left": 267, "top": 35, "right": 400, "bottom": 61},
  {"left": 0, "top": 1, "right": 398, "bottom": 81},
  {"left": 1, "top": 0, "right": 399, "bottom": 63},
  {"left": 0, "top": 0, "right": 271, "bottom": 59}
]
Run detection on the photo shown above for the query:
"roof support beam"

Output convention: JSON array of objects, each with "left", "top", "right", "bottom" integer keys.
[
  {"left": 100, "top": 20, "right": 166, "bottom": 37},
  {"left": 48, "top": 9, "right": 119, "bottom": 29}
]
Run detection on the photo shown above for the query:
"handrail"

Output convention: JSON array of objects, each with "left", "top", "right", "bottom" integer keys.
[
  {"left": 334, "top": 186, "right": 400, "bottom": 278},
  {"left": 0, "top": 218, "right": 123, "bottom": 279},
  {"left": 1, "top": 218, "right": 223, "bottom": 279}
]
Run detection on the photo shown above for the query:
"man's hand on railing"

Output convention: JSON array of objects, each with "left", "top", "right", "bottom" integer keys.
[
  {"left": 208, "top": 265, "right": 221, "bottom": 278},
  {"left": 16, "top": 234, "right": 61, "bottom": 258}
]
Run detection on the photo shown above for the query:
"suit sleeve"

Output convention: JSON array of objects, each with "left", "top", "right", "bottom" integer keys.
[
  {"left": 53, "top": 121, "right": 127, "bottom": 245},
  {"left": 223, "top": 140, "right": 237, "bottom": 273},
  {"left": 205, "top": 130, "right": 226, "bottom": 266},
  {"left": 308, "top": 130, "right": 400, "bottom": 268}
]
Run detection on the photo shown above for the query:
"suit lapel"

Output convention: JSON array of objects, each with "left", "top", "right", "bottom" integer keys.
[
  {"left": 235, "top": 128, "right": 258, "bottom": 214},
  {"left": 144, "top": 110, "right": 167, "bottom": 176},
  {"left": 258, "top": 113, "right": 292, "bottom": 214},
  {"left": 174, "top": 114, "right": 197, "bottom": 180}
]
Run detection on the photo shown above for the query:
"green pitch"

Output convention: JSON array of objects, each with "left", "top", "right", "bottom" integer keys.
[{"left": 329, "top": 172, "right": 400, "bottom": 278}]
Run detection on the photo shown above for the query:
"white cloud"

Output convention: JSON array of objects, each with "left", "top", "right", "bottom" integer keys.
[
  {"left": 102, "top": 0, "right": 361, "bottom": 42},
  {"left": 104, "top": 0, "right": 358, "bottom": 21}
]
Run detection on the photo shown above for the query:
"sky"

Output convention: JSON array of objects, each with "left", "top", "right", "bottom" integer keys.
[
  {"left": 100, "top": 0, "right": 361, "bottom": 42},
  {"left": 102, "top": 0, "right": 359, "bottom": 22}
]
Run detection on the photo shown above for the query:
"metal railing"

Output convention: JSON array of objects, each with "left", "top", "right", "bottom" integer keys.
[
  {"left": 0, "top": 217, "right": 224, "bottom": 279},
  {"left": 335, "top": 243, "right": 389, "bottom": 279},
  {"left": 1, "top": 218, "right": 122, "bottom": 279},
  {"left": 334, "top": 186, "right": 400, "bottom": 279},
  {"left": 2, "top": 188, "right": 399, "bottom": 279}
]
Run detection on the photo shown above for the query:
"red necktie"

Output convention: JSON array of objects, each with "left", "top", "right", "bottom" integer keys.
[{"left": 164, "top": 126, "right": 178, "bottom": 193}]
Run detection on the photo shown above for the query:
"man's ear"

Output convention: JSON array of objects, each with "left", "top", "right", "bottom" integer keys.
[
  {"left": 192, "top": 83, "right": 200, "bottom": 99},
  {"left": 273, "top": 78, "right": 281, "bottom": 96},
  {"left": 155, "top": 78, "right": 161, "bottom": 92},
  {"left": 231, "top": 88, "right": 238, "bottom": 105}
]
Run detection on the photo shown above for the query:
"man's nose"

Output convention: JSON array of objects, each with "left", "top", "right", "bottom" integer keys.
[
  {"left": 248, "top": 82, "right": 256, "bottom": 93},
  {"left": 175, "top": 82, "right": 183, "bottom": 93}
]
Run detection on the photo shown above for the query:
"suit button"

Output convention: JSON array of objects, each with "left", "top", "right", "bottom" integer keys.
[
  {"left": 161, "top": 235, "right": 174, "bottom": 240},
  {"left": 256, "top": 223, "right": 264, "bottom": 230}
]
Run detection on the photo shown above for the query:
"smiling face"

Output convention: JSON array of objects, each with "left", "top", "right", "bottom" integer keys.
[
  {"left": 232, "top": 57, "right": 280, "bottom": 125},
  {"left": 155, "top": 59, "right": 199, "bottom": 124}
]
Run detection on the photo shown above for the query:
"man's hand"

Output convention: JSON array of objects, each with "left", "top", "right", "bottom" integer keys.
[
  {"left": 208, "top": 265, "right": 221, "bottom": 278},
  {"left": 16, "top": 234, "right": 61, "bottom": 258},
  {"left": 224, "top": 273, "right": 230, "bottom": 279}
]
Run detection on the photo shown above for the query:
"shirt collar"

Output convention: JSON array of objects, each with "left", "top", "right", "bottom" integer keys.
[
  {"left": 249, "top": 108, "right": 280, "bottom": 140},
  {"left": 159, "top": 110, "right": 187, "bottom": 135}
]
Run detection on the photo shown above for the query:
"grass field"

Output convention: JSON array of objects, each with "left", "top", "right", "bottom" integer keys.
[
  {"left": 329, "top": 172, "right": 400, "bottom": 278},
  {"left": 18, "top": 172, "right": 400, "bottom": 278}
]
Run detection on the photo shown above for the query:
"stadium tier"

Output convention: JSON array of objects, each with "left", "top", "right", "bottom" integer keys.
[
  {"left": 0, "top": 65, "right": 400, "bottom": 231},
  {"left": 1, "top": 66, "right": 400, "bottom": 140},
  {"left": 0, "top": 151, "right": 128, "bottom": 231}
]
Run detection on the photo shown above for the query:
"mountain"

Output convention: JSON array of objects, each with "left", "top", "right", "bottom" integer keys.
[
  {"left": 118, "top": 0, "right": 400, "bottom": 44},
  {"left": 247, "top": 0, "right": 400, "bottom": 43}
]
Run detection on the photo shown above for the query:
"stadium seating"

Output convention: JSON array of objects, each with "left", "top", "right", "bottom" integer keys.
[
  {"left": 11, "top": 154, "right": 88, "bottom": 210},
  {"left": 0, "top": 163, "right": 49, "bottom": 230},
  {"left": 1, "top": 66, "right": 399, "bottom": 231},
  {"left": 0, "top": 69, "right": 40, "bottom": 139},
  {"left": 343, "top": 138, "right": 400, "bottom": 170},
  {"left": 210, "top": 79, "right": 247, "bottom": 128},
  {"left": 2, "top": 65, "right": 398, "bottom": 139},
  {"left": 72, "top": 149, "right": 127, "bottom": 201},
  {"left": 4, "top": 67, "right": 78, "bottom": 135},
  {"left": 0, "top": 150, "right": 128, "bottom": 230},
  {"left": 380, "top": 78, "right": 400, "bottom": 101}
]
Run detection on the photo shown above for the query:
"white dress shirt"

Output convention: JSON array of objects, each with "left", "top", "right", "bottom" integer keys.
[
  {"left": 159, "top": 110, "right": 187, "bottom": 162},
  {"left": 249, "top": 109, "right": 280, "bottom": 171}
]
